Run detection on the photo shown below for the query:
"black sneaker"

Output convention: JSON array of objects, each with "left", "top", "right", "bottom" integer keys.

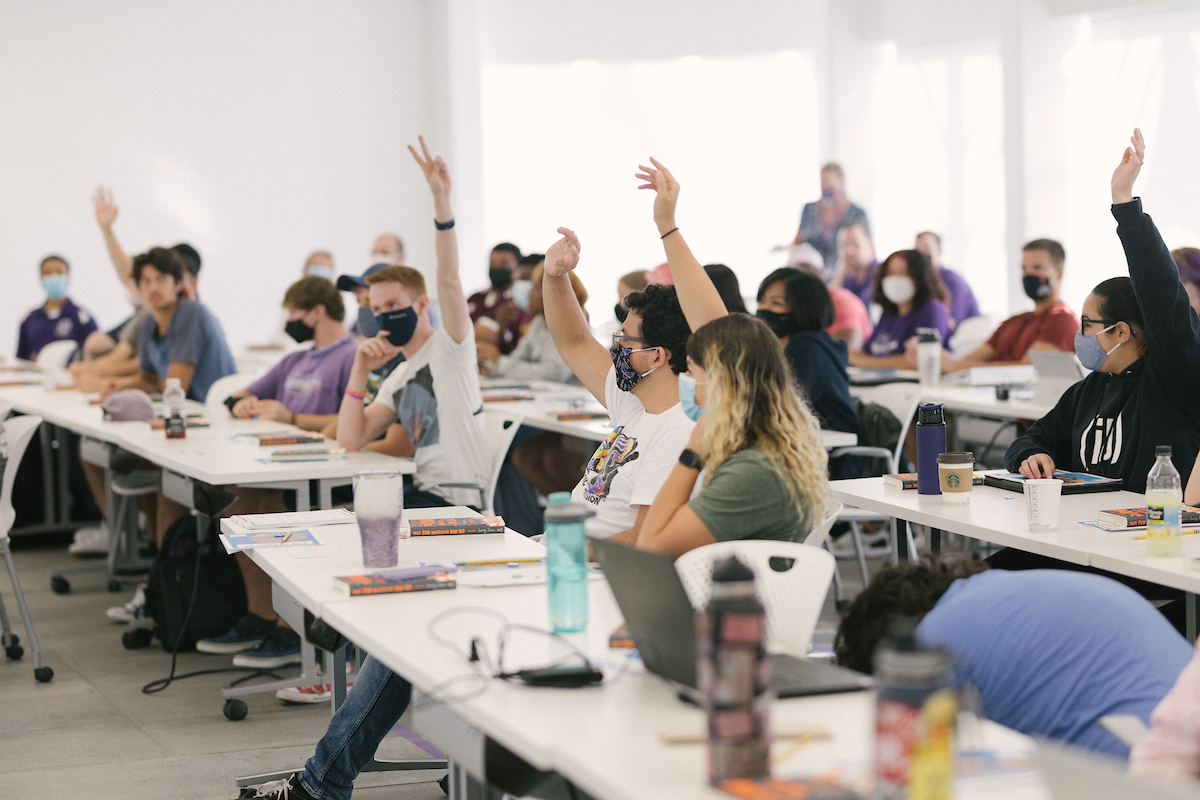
[
  {"left": 232, "top": 625, "right": 303, "bottom": 669},
  {"left": 238, "top": 773, "right": 315, "bottom": 799},
  {"left": 197, "top": 613, "right": 278, "bottom": 654}
]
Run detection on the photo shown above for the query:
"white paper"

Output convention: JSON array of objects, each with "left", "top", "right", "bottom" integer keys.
[{"left": 230, "top": 507, "right": 355, "bottom": 530}]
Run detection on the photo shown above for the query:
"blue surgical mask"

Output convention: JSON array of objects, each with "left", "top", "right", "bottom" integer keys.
[
  {"left": 678, "top": 373, "right": 705, "bottom": 422},
  {"left": 1074, "top": 324, "right": 1120, "bottom": 372},
  {"left": 375, "top": 306, "right": 419, "bottom": 347},
  {"left": 307, "top": 265, "right": 334, "bottom": 281},
  {"left": 43, "top": 274, "right": 69, "bottom": 301},
  {"left": 357, "top": 305, "right": 380, "bottom": 337},
  {"left": 510, "top": 279, "right": 533, "bottom": 313}
]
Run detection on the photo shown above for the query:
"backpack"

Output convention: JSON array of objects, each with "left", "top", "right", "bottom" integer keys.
[
  {"left": 853, "top": 398, "right": 903, "bottom": 477},
  {"left": 144, "top": 514, "right": 247, "bottom": 652}
]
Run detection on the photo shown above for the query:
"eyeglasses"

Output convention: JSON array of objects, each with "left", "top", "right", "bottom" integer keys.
[
  {"left": 1079, "top": 316, "right": 1115, "bottom": 332},
  {"left": 612, "top": 331, "right": 652, "bottom": 347}
]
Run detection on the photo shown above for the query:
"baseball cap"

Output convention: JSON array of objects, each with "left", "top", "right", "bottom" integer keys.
[{"left": 337, "top": 262, "right": 391, "bottom": 292}]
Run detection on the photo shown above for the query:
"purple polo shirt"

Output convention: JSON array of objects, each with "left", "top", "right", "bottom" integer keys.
[
  {"left": 16, "top": 298, "right": 99, "bottom": 361},
  {"left": 842, "top": 261, "right": 879, "bottom": 308},
  {"left": 940, "top": 266, "right": 980, "bottom": 325},
  {"left": 243, "top": 334, "right": 357, "bottom": 415},
  {"left": 864, "top": 300, "right": 952, "bottom": 357}
]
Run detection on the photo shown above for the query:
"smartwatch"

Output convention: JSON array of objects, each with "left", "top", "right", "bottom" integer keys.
[{"left": 678, "top": 448, "right": 704, "bottom": 471}]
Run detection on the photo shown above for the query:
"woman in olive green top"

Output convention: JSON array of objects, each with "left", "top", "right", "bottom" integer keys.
[{"left": 635, "top": 313, "right": 831, "bottom": 557}]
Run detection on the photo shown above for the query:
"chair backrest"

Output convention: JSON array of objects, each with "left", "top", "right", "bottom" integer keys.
[
  {"left": 674, "top": 539, "right": 836, "bottom": 660},
  {"left": 1, "top": 415, "right": 44, "bottom": 539},
  {"left": 35, "top": 339, "right": 78, "bottom": 371},
  {"left": 481, "top": 410, "right": 524, "bottom": 514},
  {"left": 204, "top": 373, "right": 257, "bottom": 419},
  {"left": 0, "top": 401, "right": 11, "bottom": 421},
  {"left": 853, "top": 382, "right": 922, "bottom": 466},
  {"left": 949, "top": 314, "right": 999, "bottom": 358},
  {"left": 802, "top": 500, "right": 844, "bottom": 546}
]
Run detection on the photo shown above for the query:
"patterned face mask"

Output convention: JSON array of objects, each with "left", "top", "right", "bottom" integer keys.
[{"left": 610, "top": 341, "right": 657, "bottom": 392}]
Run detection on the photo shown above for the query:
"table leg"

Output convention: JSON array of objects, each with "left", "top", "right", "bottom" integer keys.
[
  {"left": 1188, "top": 592, "right": 1197, "bottom": 645},
  {"left": 930, "top": 528, "right": 942, "bottom": 556},
  {"left": 897, "top": 520, "right": 910, "bottom": 561},
  {"left": 53, "top": 425, "right": 71, "bottom": 523}
]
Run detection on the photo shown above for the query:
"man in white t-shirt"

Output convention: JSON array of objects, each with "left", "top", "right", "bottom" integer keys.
[
  {"left": 542, "top": 227, "right": 696, "bottom": 540},
  {"left": 336, "top": 144, "right": 486, "bottom": 509}
]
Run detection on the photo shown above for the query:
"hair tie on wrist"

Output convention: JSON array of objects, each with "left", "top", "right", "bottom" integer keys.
[
  {"left": 345, "top": 388, "right": 365, "bottom": 401},
  {"left": 660, "top": 227, "right": 679, "bottom": 240},
  {"left": 435, "top": 218, "right": 455, "bottom": 231}
]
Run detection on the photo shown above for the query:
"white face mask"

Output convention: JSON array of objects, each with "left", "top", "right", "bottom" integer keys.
[
  {"left": 881, "top": 275, "right": 916, "bottom": 305},
  {"left": 306, "top": 265, "right": 334, "bottom": 281}
]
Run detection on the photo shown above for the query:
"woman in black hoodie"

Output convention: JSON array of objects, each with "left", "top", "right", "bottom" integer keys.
[{"left": 1006, "top": 128, "right": 1200, "bottom": 493}]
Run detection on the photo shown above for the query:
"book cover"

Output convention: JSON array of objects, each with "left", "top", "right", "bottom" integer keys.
[
  {"left": 482, "top": 393, "right": 535, "bottom": 403},
  {"left": 609, "top": 623, "right": 634, "bottom": 650},
  {"left": 408, "top": 516, "right": 506, "bottom": 536},
  {"left": 1098, "top": 506, "right": 1200, "bottom": 528},
  {"left": 269, "top": 447, "right": 346, "bottom": 462},
  {"left": 333, "top": 566, "right": 456, "bottom": 596},
  {"left": 718, "top": 777, "right": 861, "bottom": 799},
  {"left": 255, "top": 432, "right": 327, "bottom": 446},
  {"left": 554, "top": 411, "right": 609, "bottom": 421},
  {"left": 883, "top": 472, "right": 985, "bottom": 490},
  {"left": 149, "top": 416, "right": 209, "bottom": 429},
  {"left": 982, "top": 469, "right": 1123, "bottom": 495},
  {"left": 219, "top": 528, "right": 320, "bottom": 553}
]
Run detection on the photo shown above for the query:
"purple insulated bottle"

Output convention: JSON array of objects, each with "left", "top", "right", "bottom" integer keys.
[{"left": 916, "top": 403, "right": 947, "bottom": 495}]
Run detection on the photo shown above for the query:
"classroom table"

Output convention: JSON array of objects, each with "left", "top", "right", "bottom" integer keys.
[
  {"left": 243, "top": 508, "right": 1046, "bottom": 800},
  {"left": 920, "top": 385, "right": 1058, "bottom": 422}
]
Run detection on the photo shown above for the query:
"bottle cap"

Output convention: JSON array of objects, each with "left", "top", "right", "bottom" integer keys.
[
  {"left": 916, "top": 327, "right": 941, "bottom": 344},
  {"left": 543, "top": 498, "right": 595, "bottom": 525},
  {"left": 166, "top": 377, "right": 181, "bottom": 387},
  {"left": 1157, "top": 445, "right": 1172, "bottom": 457},
  {"left": 917, "top": 403, "right": 945, "bottom": 425},
  {"left": 547, "top": 492, "right": 572, "bottom": 506},
  {"left": 937, "top": 451, "right": 973, "bottom": 465}
]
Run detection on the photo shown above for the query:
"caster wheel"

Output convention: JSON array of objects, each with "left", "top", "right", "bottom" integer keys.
[
  {"left": 5, "top": 645, "right": 23, "bottom": 660},
  {"left": 50, "top": 576, "right": 70, "bottom": 595},
  {"left": 34, "top": 666, "right": 53, "bottom": 683},
  {"left": 107, "top": 580, "right": 122, "bottom": 593},
  {"left": 223, "top": 698, "right": 248, "bottom": 721},
  {"left": 122, "top": 629, "right": 153, "bottom": 649},
  {"left": 4, "top": 634, "right": 18, "bottom": 646}
]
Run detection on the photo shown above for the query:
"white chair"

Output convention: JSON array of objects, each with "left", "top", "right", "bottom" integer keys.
[
  {"left": 0, "top": 401, "right": 11, "bottom": 421},
  {"left": 434, "top": 410, "right": 523, "bottom": 514},
  {"left": 0, "top": 415, "right": 53, "bottom": 682},
  {"left": 34, "top": 339, "right": 79, "bottom": 371},
  {"left": 949, "top": 314, "right": 1000, "bottom": 359},
  {"left": 204, "top": 373, "right": 257, "bottom": 418},
  {"left": 674, "top": 539, "right": 835, "bottom": 660}
]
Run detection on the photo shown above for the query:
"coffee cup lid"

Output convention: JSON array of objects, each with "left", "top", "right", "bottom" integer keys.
[{"left": 937, "top": 451, "right": 974, "bottom": 465}]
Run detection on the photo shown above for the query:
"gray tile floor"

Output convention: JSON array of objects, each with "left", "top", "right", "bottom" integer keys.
[{"left": 0, "top": 536, "right": 877, "bottom": 800}]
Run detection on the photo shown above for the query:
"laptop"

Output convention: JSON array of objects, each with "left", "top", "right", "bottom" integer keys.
[
  {"left": 1038, "top": 741, "right": 1200, "bottom": 800},
  {"left": 591, "top": 537, "right": 873, "bottom": 700},
  {"left": 1028, "top": 350, "right": 1085, "bottom": 407}
]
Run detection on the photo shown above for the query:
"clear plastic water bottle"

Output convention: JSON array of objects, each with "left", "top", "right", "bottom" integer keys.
[
  {"left": 1146, "top": 445, "right": 1182, "bottom": 557},
  {"left": 163, "top": 377, "right": 187, "bottom": 439},
  {"left": 916, "top": 328, "right": 942, "bottom": 387},
  {"left": 544, "top": 492, "right": 593, "bottom": 633}
]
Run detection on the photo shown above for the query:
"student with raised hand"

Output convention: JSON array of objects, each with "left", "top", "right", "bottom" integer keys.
[
  {"left": 335, "top": 137, "right": 488, "bottom": 509},
  {"left": 848, "top": 249, "right": 951, "bottom": 369},
  {"left": 1008, "top": 129, "right": 1200, "bottom": 492},
  {"left": 542, "top": 225, "right": 695, "bottom": 540},
  {"left": 16, "top": 255, "right": 98, "bottom": 362},
  {"left": 634, "top": 314, "right": 830, "bottom": 557},
  {"left": 836, "top": 558, "right": 1191, "bottom": 759}
]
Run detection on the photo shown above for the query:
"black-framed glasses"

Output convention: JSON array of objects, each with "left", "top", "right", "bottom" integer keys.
[
  {"left": 1079, "top": 316, "right": 1115, "bottom": 332},
  {"left": 612, "top": 331, "right": 652, "bottom": 347}
]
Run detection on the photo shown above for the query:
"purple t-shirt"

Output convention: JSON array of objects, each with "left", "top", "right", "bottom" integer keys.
[
  {"left": 864, "top": 300, "right": 952, "bottom": 357},
  {"left": 940, "top": 267, "right": 980, "bottom": 325},
  {"left": 842, "top": 261, "right": 879, "bottom": 308},
  {"left": 16, "top": 298, "right": 99, "bottom": 361},
  {"left": 244, "top": 334, "right": 357, "bottom": 415}
]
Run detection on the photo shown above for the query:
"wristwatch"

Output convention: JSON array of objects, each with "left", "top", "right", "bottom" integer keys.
[{"left": 678, "top": 448, "right": 704, "bottom": 471}]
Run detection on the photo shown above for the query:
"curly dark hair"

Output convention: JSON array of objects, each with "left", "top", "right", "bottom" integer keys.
[
  {"left": 872, "top": 249, "right": 946, "bottom": 317},
  {"left": 834, "top": 556, "right": 988, "bottom": 675},
  {"left": 132, "top": 246, "right": 186, "bottom": 286},
  {"left": 623, "top": 283, "right": 691, "bottom": 375}
]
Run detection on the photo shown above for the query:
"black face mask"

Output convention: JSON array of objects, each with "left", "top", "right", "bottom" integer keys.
[
  {"left": 375, "top": 306, "right": 419, "bottom": 347},
  {"left": 1023, "top": 274, "right": 1052, "bottom": 301},
  {"left": 756, "top": 309, "right": 800, "bottom": 339},
  {"left": 489, "top": 268, "right": 513, "bottom": 291},
  {"left": 614, "top": 303, "right": 629, "bottom": 324},
  {"left": 285, "top": 318, "right": 315, "bottom": 344}
]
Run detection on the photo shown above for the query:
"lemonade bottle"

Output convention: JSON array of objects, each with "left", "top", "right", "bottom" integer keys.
[{"left": 1146, "top": 445, "right": 1183, "bottom": 557}]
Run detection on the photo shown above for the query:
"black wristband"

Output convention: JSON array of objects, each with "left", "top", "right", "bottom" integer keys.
[
  {"left": 660, "top": 227, "right": 679, "bottom": 240},
  {"left": 435, "top": 218, "right": 455, "bottom": 231},
  {"left": 678, "top": 448, "right": 704, "bottom": 471},
  {"left": 223, "top": 395, "right": 239, "bottom": 413}
]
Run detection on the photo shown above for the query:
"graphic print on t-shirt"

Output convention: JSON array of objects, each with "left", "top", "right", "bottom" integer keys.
[
  {"left": 1080, "top": 413, "right": 1123, "bottom": 468},
  {"left": 393, "top": 365, "right": 440, "bottom": 449},
  {"left": 580, "top": 426, "right": 639, "bottom": 505}
]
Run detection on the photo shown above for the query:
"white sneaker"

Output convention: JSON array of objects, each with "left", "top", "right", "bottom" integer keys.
[
  {"left": 68, "top": 524, "right": 110, "bottom": 556},
  {"left": 106, "top": 583, "right": 147, "bottom": 623}
]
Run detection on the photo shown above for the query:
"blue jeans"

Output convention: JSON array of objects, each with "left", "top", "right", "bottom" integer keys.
[{"left": 298, "top": 655, "right": 411, "bottom": 799}]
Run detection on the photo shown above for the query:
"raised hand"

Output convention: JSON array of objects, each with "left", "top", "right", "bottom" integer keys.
[
  {"left": 635, "top": 157, "right": 680, "bottom": 234},
  {"left": 545, "top": 227, "right": 581, "bottom": 278},
  {"left": 1111, "top": 127, "right": 1145, "bottom": 205},
  {"left": 93, "top": 186, "right": 118, "bottom": 229},
  {"left": 408, "top": 136, "right": 451, "bottom": 200}
]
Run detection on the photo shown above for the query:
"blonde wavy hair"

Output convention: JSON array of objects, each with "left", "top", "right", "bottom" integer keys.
[{"left": 688, "top": 314, "right": 829, "bottom": 526}]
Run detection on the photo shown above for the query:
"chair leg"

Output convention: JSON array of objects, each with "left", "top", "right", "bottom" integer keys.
[
  {"left": 1, "top": 539, "right": 44, "bottom": 671},
  {"left": 848, "top": 522, "right": 870, "bottom": 587},
  {"left": 822, "top": 540, "right": 845, "bottom": 607},
  {"left": 890, "top": 519, "right": 900, "bottom": 566},
  {"left": 906, "top": 523, "right": 918, "bottom": 560},
  {"left": 0, "top": 582, "right": 13, "bottom": 645}
]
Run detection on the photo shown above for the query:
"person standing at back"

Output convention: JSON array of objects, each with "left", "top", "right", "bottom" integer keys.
[{"left": 17, "top": 255, "right": 98, "bottom": 362}]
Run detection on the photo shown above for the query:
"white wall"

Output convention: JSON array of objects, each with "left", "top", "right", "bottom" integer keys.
[{"left": 0, "top": 0, "right": 486, "bottom": 358}]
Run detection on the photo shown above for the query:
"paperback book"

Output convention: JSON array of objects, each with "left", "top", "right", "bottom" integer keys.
[
  {"left": 333, "top": 566, "right": 456, "bottom": 596},
  {"left": 408, "top": 516, "right": 506, "bottom": 536}
]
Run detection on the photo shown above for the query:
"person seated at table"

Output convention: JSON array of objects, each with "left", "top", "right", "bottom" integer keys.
[
  {"left": 787, "top": 249, "right": 874, "bottom": 350},
  {"left": 481, "top": 259, "right": 586, "bottom": 384},
  {"left": 837, "top": 558, "right": 1191, "bottom": 759},
  {"left": 914, "top": 231, "right": 980, "bottom": 329},
  {"left": 301, "top": 250, "right": 336, "bottom": 281},
  {"left": 832, "top": 222, "right": 879, "bottom": 308},
  {"left": 1007, "top": 130, "right": 1200, "bottom": 494},
  {"left": 469, "top": 242, "right": 527, "bottom": 356},
  {"left": 702, "top": 263, "right": 747, "bottom": 313},
  {"left": 592, "top": 268, "right": 649, "bottom": 344},
  {"left": 1130, "top": 639, "right": 1200, "bottom": 782},
  {"left": 848, "top": 249, "right": 951, "bottom": 369},
  {"left": 633, "top": 314, "right": 831, "bottom": 556},
  {"left": 16, "top": 255, "right": 99, "bottom": 363},
  {"left": 936, "top": 238, "right": 1078, "bottom": 372}
]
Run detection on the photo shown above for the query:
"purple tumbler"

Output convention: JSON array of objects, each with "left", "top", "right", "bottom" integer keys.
[{"left": 352, "top": 470, "right": 403, "bottom": 568}]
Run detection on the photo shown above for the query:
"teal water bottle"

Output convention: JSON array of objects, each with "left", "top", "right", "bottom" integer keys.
[{"left": 544, "top": 492, "right": 594, "bottom": 633}]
